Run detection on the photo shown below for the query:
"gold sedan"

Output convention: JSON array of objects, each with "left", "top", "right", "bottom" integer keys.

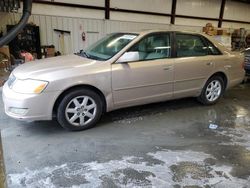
[{"left": 2, "top": 30, "right": 245, "bottom": 131}]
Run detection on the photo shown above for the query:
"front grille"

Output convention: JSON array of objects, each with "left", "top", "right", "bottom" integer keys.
[{"left": 7, "top": 74, "right": 16, "bottom": 88}]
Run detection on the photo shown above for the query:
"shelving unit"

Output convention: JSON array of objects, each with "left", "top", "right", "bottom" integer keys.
[{"left": 7, "top": 24, "right": 42, "bottom": 59}]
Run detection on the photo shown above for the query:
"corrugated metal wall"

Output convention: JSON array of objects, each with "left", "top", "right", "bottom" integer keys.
[{"left": 0, "top": 13, "right": 202, "bottom": 54}]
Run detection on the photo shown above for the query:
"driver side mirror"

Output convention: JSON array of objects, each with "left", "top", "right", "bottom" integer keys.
[{"left": 116, "top": 52, "right": 139, "bottom": 63}]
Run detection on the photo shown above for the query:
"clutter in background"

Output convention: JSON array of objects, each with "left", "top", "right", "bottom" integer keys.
[
  {"left": 0, "top": 46, "right": 11, "bottom": 86},
  {"left": 203, "top": 23, "right": 230, "bottom": 36},
  {"left": 231, "top": 28, "right": 250, "bottom": 51},
  {"left": 7, "top": 23, "right": 42, "bottom": 60},
  {"left": 0, "top": 22, "right": 63, "bottom": 86},
  {"left": 41, "top": 45, "right": 56, "bottom": 58},
  {"left": 203, "top": 23, "right": 250, "bottom": 51}
]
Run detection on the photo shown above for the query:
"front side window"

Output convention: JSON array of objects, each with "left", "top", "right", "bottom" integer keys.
[
  {"left": 83, "top": 33, "right": 138, "bottom": 61},
  {"left": 128, "top": 33, "right": 171, "bottom": 61},
  {"left": 176, "top": 34, "right": 208, "bottom": 57}
]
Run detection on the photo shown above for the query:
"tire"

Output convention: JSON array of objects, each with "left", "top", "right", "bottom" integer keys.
[
  {"left": 57, "top": 88, "right": 103, "bottom": 131},
  {"left": 198, "top": 76, "right": 225, "bottom": 105}
]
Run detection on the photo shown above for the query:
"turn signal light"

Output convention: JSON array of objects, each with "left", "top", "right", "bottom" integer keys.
[{"left": 34, "top": 83, "right": 48, "bottom": 94}]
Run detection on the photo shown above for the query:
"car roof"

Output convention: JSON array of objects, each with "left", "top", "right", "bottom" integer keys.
[
  {"left": 114, "top": 30, "right": 208, "bottom": 36},
  {"left": 113, "top": 30, "right": 198, "bottom": 35},
  {"left": 136, "top": 29, "right": 200, "bottom": 35}
]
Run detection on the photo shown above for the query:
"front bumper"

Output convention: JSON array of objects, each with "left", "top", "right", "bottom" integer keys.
[{"left": 2, "top": 83, "right": 59, "bottom": 121}]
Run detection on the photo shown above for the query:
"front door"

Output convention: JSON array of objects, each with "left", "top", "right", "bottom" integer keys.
[{"left": 112, "top": 32, "right": 174, "bottom": 108}]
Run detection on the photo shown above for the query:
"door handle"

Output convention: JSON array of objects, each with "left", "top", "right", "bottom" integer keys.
[
  {"left": 224, "top": 65, "right": 232, "bottom": 69},
  {"left": 206, "top": 62, "right": 213, "bottom": 66},
  {"left": 163, "top": 66, "right": 173, "bottom": 70}
]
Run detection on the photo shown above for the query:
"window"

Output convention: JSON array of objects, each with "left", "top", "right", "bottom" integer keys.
[
  {"left": 204, "top": 38, "right": 222, "bottom": 55},
  {"left": 84, "top": 33, "right": 138, "bottom": 61},
  {"left": 176, "top": 34, "right": 208, "bottom": 57},
  {"left": 128, "top": 33, "right": 171, "bottom": 61}
]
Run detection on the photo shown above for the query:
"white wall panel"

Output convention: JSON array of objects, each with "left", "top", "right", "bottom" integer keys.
[
  {"left": 72, "top": 18, "right": 79, "bottom": 52},
  {"left": 0, "top": 13, "right": 15, "bottom": 33},
  {"left": 51, "top": 17, "right": 59, "bottom": 50},
  {"left": 175, "top": 18, "right": 218, "bottom": 27},
  {"left": 45, "top": 16, "right": 53, "bottom": 45},
  {"left": 169, "top": 24, "right": 202, "bottom": 32},
  {"left": 176, "top": 0, "right": 220, "bottom": 18},
  {"left": 111, "top": 0, "right": 172, "bottom": 13},
  {"left": 13, "top": 13, "right": 21, "bottom": 24},
  {"left": 29, "top": 4, "right": 105, "bottom": 19},
  {"left": 222, "top": 22, "right": 250, "bottom": 30},
  {"left": 224, "top": 1, "right": 250, "bottom": 22},
  {"left": 105, "top": 20, "right": 170, "bottom": 34},
  {"left": 39, "top": 15, "right": 48, "bottom": 45},
  {"left": 32, "top": 15, "right": 40, "bottom": 27},
  {"left": 56, "top": 17, "right": 63, "bottom": 30},
  {"left": 110, "top": 11, "right": 171, "bottom": 24}
]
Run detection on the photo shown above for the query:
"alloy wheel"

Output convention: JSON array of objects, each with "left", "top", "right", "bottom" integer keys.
[
  {"left": 205, "top": 80, "right": 222, "bottom": 102},
  {"left": 65, "top": 96, "right": 97, "bottom": 126}
]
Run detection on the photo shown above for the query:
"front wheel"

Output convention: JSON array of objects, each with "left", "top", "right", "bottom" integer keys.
[
  {"left": 198, "top": 76, "right": 225, "bottom": 105},
  {"left": 57, "top": 89, "right": 103, "bottom": 131}
]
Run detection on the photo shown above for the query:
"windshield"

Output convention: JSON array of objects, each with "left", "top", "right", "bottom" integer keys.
[{"left": 80, "top": 33, "right": 138, "bottom": 61}]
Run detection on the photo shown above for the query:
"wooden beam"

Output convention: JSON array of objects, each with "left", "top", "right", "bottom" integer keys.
[
  {"left": 32, "top": 0, "right": 105, "bottom": 11},
  {"left": 171, "top": 0, "right": 177, "bottom": 24},
  {"left": 105, "top": 0, "right": 110, "bottom": 19},
  {"left": 218, "top": 0, "right": 226, "bottom": 28},
  {"left": 110, "top": 8, "right": 171, "bottom": 17},
  {"left": 176, "top": 15, "right": 219, "bottom": 21},
  {"left": 223, "top": 19, "right": 250, "bottom": 25}
]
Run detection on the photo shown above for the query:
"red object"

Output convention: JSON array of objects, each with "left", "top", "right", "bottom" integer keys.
[
  {"left": 20, "top": 52, "right": 34, "bottom": 62},
  {"left": 82, "top": 32, "right": 86, "bottom": 41}
]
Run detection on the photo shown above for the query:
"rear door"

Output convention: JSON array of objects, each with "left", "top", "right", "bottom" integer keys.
[{"left": 173, "top": 33, "right": 215, "bottom": 98}]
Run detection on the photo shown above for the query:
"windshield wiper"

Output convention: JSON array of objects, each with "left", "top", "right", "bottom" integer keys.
[
  {"left": 83, "top": 51, "right": 90, "bottom": 58},
  {"left": 87, "top": 55, "right": 106, "bottom": 61},
  {"left": 77, "top": 50, "right": 106, "bottom": 61},
  {"left": 79, "top": 50, "right": 90, "bottom": 58}
]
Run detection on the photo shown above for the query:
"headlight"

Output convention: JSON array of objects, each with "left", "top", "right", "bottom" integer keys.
[{"left": 12, "top": 79, "right": 49, "bottom": 94}]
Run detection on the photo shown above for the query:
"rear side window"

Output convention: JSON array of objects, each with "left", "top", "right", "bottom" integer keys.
[
  {"left": 176, "top": 34, "right": 208, "bottom": 57},
  {"left": 204, "top": 38, "right": 222, "bottom": 55}
]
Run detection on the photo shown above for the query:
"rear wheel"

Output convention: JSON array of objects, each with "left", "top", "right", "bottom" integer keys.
[
  {"left": 198, "top": 76, "right": 225, "bottom": 105},
  {"left": 57, "top": 89, "right": 103, "bottom": 131}
]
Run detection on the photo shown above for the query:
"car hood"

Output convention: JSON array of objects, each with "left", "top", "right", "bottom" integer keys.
[{"left": 13, "top": 55, "right": 99, "bottom": 79}]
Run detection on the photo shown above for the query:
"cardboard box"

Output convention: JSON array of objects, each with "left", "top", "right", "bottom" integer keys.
[
  {"left": 206, "top": 23, "right": 213, "bottom": 28},
  {"left": 0, "top": 46, "right": 10, "bottom": 59},
  {"left": 0, "top": 46, "right": 10, "bottom": 69},
  {"left": 217, "top": 29, "right": 229, "bottom": 36},
  {"left": 207, "top": 30, "right": 217, "bottom": 36},
  {"left": 46, "top": 47, "right": 55, "bottom": 58}
]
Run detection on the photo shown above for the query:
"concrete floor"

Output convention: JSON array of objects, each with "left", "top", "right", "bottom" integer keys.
[{"left": 1, "top": 83, "right": 250, "bottom": 188}]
